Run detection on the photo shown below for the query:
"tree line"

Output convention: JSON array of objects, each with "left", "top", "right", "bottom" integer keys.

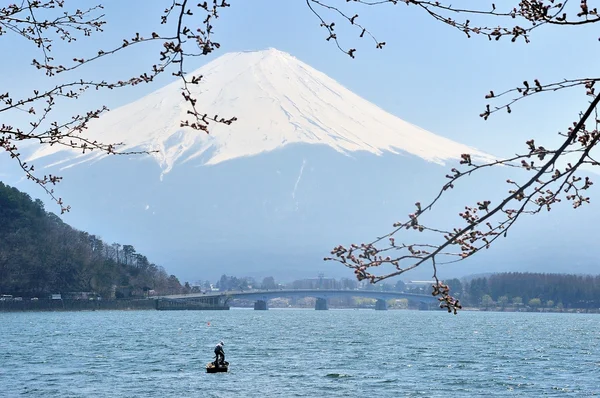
[
  {"left": 211, "top": 272, "right": 600, "bottom": 311},
  {"left": 208, "top": 274, "right": 411, "bottom": 293},
  {"left": 0, "top": 182, "right": 184, "bottom": 298},
  {"left": 451, "top": 272, "right": 600, "bottom": 310}
]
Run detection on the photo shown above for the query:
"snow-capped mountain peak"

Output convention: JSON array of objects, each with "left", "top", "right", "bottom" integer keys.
[{"left": 28, "top": 47, "right": 492, "bottom": 175}]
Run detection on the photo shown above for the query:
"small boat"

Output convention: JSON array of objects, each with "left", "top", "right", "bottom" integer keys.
[{"left": 206, "top": 360, "right": 229, "bottom": 373}]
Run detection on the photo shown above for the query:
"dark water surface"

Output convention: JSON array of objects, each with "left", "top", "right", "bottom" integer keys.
[{"left": 1, "top": 309, "right": 599, "bottom": 397}]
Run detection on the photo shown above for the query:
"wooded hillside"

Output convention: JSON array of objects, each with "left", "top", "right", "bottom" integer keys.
[
  {"left": 458, "top": 272, "right": 600, "bottom": 310},
  {"left": 0, "top": 182, "right": 184, "bottom": 298}
]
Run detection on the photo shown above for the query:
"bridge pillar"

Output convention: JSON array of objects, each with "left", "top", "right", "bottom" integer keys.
[
  {"left": 375, "top": 299, "right": 388, "bottom": 311},
  {"left": 315, "top": 298, "right": 328, "bottom": 310},
  {"left": 254, "top": 300, "right": 268, "bottom": 310}
]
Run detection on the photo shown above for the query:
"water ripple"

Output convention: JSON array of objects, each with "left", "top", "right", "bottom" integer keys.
[{"left": 1, "top": 309, "right": 599, "bottom": 397}]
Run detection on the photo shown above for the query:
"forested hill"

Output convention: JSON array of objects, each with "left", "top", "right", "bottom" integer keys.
[
  {"left": 0, "top": 182, "right": 185, "bottom": 298},
  {"left": 458, "top": 272, "right": 600, "bottom": 309}
]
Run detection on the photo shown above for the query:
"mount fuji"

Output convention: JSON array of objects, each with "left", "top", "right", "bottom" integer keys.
[
  {"left": 17, "top": 48, "right": 598, "bottom": 282},
  {"left": 30, "top": 48, "right": 493, "bottom": 174}
]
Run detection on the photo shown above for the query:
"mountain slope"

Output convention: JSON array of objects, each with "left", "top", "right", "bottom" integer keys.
[{"left": 28, "top": 48, "right": 494, "bottom": 177}]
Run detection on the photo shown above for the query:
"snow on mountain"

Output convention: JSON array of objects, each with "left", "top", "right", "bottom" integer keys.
[{"left": 28, "top": 47, "right": 494, "bottom": 177}]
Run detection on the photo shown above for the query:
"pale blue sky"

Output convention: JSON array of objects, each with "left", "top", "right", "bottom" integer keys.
[{"left": 2, "top": 0, "right": 596, "bottom": 158}]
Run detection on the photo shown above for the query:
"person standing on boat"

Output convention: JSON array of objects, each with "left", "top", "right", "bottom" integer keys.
[{"left": 214, "top": 341, "right": 225, "bottom": 367}]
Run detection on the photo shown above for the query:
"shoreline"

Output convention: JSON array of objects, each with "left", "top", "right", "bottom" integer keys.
[{"left": 2, "top": 299, "right": 598, "bottom": 314}]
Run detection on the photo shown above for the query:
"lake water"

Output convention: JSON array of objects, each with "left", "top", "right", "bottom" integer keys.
[{"left": 1, "top": 308, "right": 599, "bottom": 397}]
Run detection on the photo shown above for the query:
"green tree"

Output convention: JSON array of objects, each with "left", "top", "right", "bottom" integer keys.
[
  {"left": 394, "top": 280, "right": 406, "bottom": 292},
  {"left": 445, "top": 278, "right": 463, "bottom": 297},
  {"left": 481, "top": 295, "right": 494, "bottom": 309},
  {"left": 341, "top": 278, "right": 358, "bottom": 290},
  {"left": 122, "top": 245, "right": 136, "bottom": 266},
  {"left": 497, "top": 295, "right": 509, "bottom": 310},
  {"left": 167, "top": 275, "right": 182, "bottom": 295},
  {"left": 261, "top": 277, "right": 277, "bottom": 290},
  {"left": 528, "top": 298, "right": 542, "bottom": 310},
  {"left": 237, "top": 278, "right": 251, "bottom": 291},
  {"left": 380, "top": 283, "right": 393, "bottom": 292},
  {"left": 468, "top": 278, "right": 489, "bottom": 302},
  {"left": 512, "top": 297, "right": 523, "bottom": 307}
]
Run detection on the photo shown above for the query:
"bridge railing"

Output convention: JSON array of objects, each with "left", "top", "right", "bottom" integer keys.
[{"left": 158, "top": 289, "right": 438, "bottom": 303}]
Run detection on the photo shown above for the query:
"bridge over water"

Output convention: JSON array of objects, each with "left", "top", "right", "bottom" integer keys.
[{"left": 157, "top": 289, "right": 439, "bottom": 311}]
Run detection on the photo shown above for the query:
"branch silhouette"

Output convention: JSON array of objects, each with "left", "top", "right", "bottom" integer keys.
[
  {"left": 1, "top": 0, "right": 235, "bottom": 213},
  {"left": 308, "top": 0, "right": 600, "bottom": 313}
]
